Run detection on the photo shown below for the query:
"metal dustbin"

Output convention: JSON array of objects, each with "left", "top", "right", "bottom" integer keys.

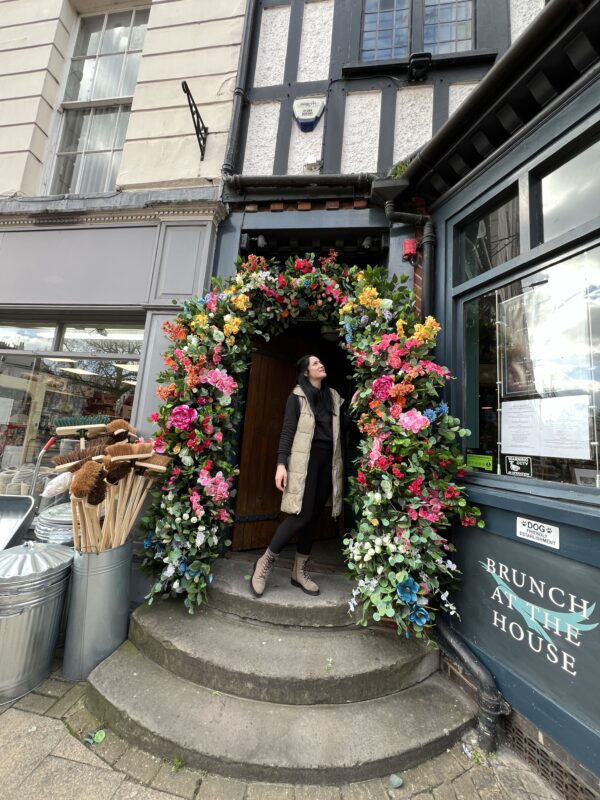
[{"left": 0, "top": 542, "right": 73, "bottom": 704}]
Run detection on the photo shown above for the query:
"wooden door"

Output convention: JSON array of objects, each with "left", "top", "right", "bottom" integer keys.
[{"left": 232, "top": 327, "right": 346, "bottom": 550}]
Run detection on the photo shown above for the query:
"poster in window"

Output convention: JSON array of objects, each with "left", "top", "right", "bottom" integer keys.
[{"left": 499, "top": 294, "right": 536, "bottom": 397}]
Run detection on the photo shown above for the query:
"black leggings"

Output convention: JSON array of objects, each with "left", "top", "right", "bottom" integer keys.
[{"left": 269, "top": 444, "right": 333, "bottom": 556}]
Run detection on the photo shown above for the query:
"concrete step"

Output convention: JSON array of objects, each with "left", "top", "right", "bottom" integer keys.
[
  {"left": 87, "top": 641, "right": 476, "bottom": 785},
  {"left": 129, "top": 600, "right": 440, "bottom": 704},
  {"left": 206, "top": 557, "right": 357, "bottom": 628}
]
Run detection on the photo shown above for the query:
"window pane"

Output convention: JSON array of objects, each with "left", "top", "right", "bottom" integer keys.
[
  {"left": 463, "top": 248, "right": 600, "bottom": 487},
  {"left": 423, "top": 0, "right": 472, "bottom": 54},
  {"left": 56, "top": 109, "right": 90, "bottom": 153},
  {"left": 130, "top": 9, "right": 150, "bottom": 50},
  {"left": 74, "top": 15, "right": 103, "bottom": 57},
  {"left": 364, "top": 13, "right": 379, "bottom": 31},
  {"left": 456, "top": 193, "right": 520, "bottom": 282},
  {"left": 100, "top": 10, "right": 133, "bottom": 54},
  {"left": 361, "top": 0, "right": 411, "bottom": 61},
  {"left": 108, "top": 149, "right": 124, "bottom": 190},
  {"left": 92, "top": 54, "right": 125, "bottom": 99},
  {"left": 0, "top": 326, "right": 56, "bottom": 351},
  {"left": 78, "top": 151, "right": 111, "bottom": 193},
  {"left": 50, "top": 153, "right": 82, "bottom": 194},
  {"left": 62, "top": 327, "right": 144, "bottom": 355},
  {"left": 87, "top": 107, "right": 119, "bottom": 151},
  {"left": 121, "top": 51, "right": 142, "bottom": 96},
  {"left": 0, "top": 355, "right": 136, "bottom": 485},
  {"left": 65, "top": 57, "right": 96, "bottom": 102},
  {"left": 541, "top": 138, "right": 600, "bottom": 242},
  {"left": 114, "top": 108, "right": 131, "bottom": 148}
]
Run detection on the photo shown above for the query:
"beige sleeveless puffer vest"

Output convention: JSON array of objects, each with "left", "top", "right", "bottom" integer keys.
[{"left": 280, "top": 385, "right": 344, "bottom": 517}]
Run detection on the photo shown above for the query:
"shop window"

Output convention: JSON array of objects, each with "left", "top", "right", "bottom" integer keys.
[
  {"left": 539, "top": 137, "right": 600, "bottom": 243},
  {"left": 456, "top": 191, "right": 520, "bottom": 282},
  {"left": 360, "top": 0, "right": 472, "bottom": 62},
  {"left": 463, "top": 245, "right": 600, "bottom": 488},
  {"left": 0, "top": 324, "right": 143, "bottom": 496},
  {"left": 49, "top": 9, "right": 149, "bottom": 195}
]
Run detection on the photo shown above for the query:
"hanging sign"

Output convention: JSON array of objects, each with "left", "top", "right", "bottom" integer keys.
[{"left": 292, "top": 97, "right": 326, "bottom": 132}]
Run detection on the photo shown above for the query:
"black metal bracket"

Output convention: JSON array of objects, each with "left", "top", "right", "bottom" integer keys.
[{"left": 182, "top": 80, "right": 208, "bottom": 161}]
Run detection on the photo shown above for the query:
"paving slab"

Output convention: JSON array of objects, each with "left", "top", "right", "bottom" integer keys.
[
  {"left": 114, "top": 746, "right": 163, "bottom": 783},
  {"left": 113, "top": 781, "right": 183, "bottom": 800},
  {"left": 196, "top": 774, "right": 247, "bottom": 799},
  {"left": 34, "top": 678, "right": 73, "bottom": 698},
  {"left": 52, "top": 732, "right": 111, "bottom": 769},
  {"left": 14, "top": 691, "right": 57, "bottom": 714},
  {"left": 0, "top": 708, "right": 67, "bottom": 795},
  {"left": 340, "top": 779, "right": 388, "bottom": 799},
  {"left": 245, "top": 782, "right": 296, "bottom": 799},
  {"left": 151, "top": 763, "right": 203, "bottom": 799},
  {"left": 295, "top": 786, "right": 341, "bottom": 799},
  {"left": 18, "top": 754, "right": 124, "bottom": 800},
  {"left": 45, "top": 683, "right": 87, "bottom": 719}
]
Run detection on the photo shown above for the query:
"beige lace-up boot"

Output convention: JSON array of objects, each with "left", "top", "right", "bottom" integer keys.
[
  {"left": 291, "top": 553, "right": 320, "bottom": 595},
  {"left": 250, "top": 547, "right": 279, "bottom": 597}
]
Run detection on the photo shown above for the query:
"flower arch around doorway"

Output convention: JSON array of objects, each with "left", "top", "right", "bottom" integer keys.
[{"left": 143, "top": 252, "right": 482, "bottom": 637}]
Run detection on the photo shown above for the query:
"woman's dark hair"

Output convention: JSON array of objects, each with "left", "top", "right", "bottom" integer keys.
[{"left": 297, "top": 355, "right": 334, "bottom": 419}]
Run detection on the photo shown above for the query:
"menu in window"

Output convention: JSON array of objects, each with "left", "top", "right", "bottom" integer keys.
[{"left": 501, "top": 395, "right": 591, "bottom": 460}]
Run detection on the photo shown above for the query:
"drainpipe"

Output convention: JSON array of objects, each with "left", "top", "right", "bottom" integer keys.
[
  {"left": 436, "top": 617, "right": 512, "bottom": 752},
  {"left": 222, "top": 0, "right": 259, "bottom": 177},
  {"left": 384, "top": 201, "right": 435, "bottom": 319}
]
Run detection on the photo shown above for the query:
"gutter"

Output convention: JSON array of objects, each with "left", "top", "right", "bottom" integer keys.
[
  {"left": 392, "top": 0, "right": 593, "bottom": 192},
  {"left": 223, "top": 173, "right": 374, "bottom": 191}
]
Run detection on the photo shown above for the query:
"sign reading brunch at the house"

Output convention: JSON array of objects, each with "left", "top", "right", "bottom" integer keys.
[{"left": 452, "top": 529, "right": 600, "bottom": 730}]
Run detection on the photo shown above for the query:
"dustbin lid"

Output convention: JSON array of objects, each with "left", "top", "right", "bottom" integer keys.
[{"left": 0, "top": 541, "right": 73, "bottom": 586}]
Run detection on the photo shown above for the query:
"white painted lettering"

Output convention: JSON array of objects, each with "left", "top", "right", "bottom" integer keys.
[
  {"left": 561, "top": 651, "right": 577, "bottom": 676},
  {"left": 546, "top": 642, "right": 559, "bottom": 665},
  {"left": 509, "top": 621, "right": 524, "bottom": 641},
  {"left": 565, "top": 624, "right": 581, "bottom": 647},
  {"left": 548, "top": 586, "right": 565, "bottom": 608},
  {"left": 529, "top": 576, "right": 546, "bottom": 599},
  {"left": 492, "top": 610, "right": 507, "bottom": 632},
  {"left": 569, "top": 594, "right": 591, "bottom": 619}
]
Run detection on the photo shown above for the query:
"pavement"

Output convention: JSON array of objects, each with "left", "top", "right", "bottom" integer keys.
[{"left": 0, "top": 659, "right": 565, "bottom": 800}]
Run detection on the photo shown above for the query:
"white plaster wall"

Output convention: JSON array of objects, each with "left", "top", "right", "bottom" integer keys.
[
  {"left": 297, "top": 0, "right": 334, "bottom": 83},
  {"left": 341, "top": 92, "right": 381, "bottom": 174},
  {"left": 448, "top": 81, "right": 479, "bottom": 116},
  {"left": 253, "top": 5, "right": 291, "bottom": 88},
  {"left": 242, "top": 101, "right": 281, "bottom": 175},
  {"left": 287, "top": 113, "right": 325, "bottom": 174},
  {"left": 510, "top": 0, "right": 544, "bottom": 42},
  {"left": 0, "top": 0, "right": 76, "bottom": 196},
  {"left": 118, "top": 2, "right": 245, "bottom": 189},
  {"left": 393, "top": 85, "right": 433, "bottom": 164}
]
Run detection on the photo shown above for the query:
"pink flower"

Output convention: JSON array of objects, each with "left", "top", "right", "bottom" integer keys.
[
  {"left": 150, "top": 412, "right": 160, "bottom": 423},
  {"left": 390, "top": 403, "right": 403, "bottom": 419},
  {"left": 372, "top": 375, "right": 394, "bottom": 402},
  {"left": 214, "top": 431, "right": 223, "bottom": 443},
  {"left": 169, "top": 404, "right": 198, "bottom": 431},
  {"left": 153, "top": 435, "right": 166, "bottom": 453},
  {"left": 397, "top": 408, "right": 430, "bottom": 433},
  {"left": 206, "top": 368, "right": 237, "bottom": 396}
]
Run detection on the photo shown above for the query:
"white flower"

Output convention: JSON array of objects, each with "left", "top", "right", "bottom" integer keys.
[
  {"left": 196, "top": 531, "right": 206, "bottom": 547},
  {"left": 163, "top": 563, "right": 176, "bottom": 578},
  {"left": 446, "top": 560, "right": 458, "bottom": 571}
]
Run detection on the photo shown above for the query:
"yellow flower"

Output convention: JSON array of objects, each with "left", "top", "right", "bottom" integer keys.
[
  {"left": 231, "top": 294, "right": 251, "bottom": 312},
  {"left": 356, "top": 271, "right": 364, "bottom": 281},
  {"left": 225, "top": 336, "right": 235, "bottom": 346},
  {"left": 190, "top": 313, "right": 209, "bottom": 330},
  {"left": 358, "top": 287, "right": 382, "bottom": 309},
  {"left": 396, "top": 318, "right": 405, "bottom": 337},
  {"left": 413, "top": 315, "right": 441, "bottom": 343},
  {"left": 224, "top": 287, "right": 235, "bottom": 295},
  {"left": 371, "top": 518, "right": 380, "bottom": 527},
  {"left": 340, "top": 302, "right": 355, "bottom": 315},
  {"left": 223, "top": 316, "right": 242, "bottom": 338}
]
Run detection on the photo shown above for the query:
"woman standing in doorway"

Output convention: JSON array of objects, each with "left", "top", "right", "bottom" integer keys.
[{"left": 250, "top": 355, "right": 344, "bottom": 598}]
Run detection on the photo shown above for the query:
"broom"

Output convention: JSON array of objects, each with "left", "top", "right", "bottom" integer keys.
[
  {"left": 55, "top": 415, "right": 110, "bottom": 450},
  {"left": 100, "top": 461, "right": 131, "bottom": 550},
  {"left": 117, "top": 455, "right": 171, "bottom": 547},
  {"left": 70, "top": 461, "right": 103, "bottom": 552}
]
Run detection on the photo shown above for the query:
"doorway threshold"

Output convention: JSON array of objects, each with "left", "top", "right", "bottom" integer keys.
[{"left": 226, "top": 538, "right": 346, "bottom": 574}]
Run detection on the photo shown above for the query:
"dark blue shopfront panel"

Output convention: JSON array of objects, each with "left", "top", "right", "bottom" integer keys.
[{"left": 450, "top": 489, "right": 600, "bottom": 775}]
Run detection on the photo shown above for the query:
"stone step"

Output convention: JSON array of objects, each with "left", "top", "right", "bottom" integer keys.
[
  {"left": 87, "top": 642, "right": 476, "bottom": 785},
  {"left": 206, "top": 557, "right": 357, "bottom": 628},
  {"left": 129, "top": 600, "right": 439, "bottom": 704}
]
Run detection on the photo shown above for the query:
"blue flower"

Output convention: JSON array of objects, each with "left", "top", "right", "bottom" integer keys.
[
  {"left": 143, "top": 531, "right": 155, "bottom": 550},
  {"left": 436, "top": 402, "right": 449, "bottom": 415},
  {"left": 396, "top": 578, "right": 420, "bottom": 604},
  {"left": 360, "top": 314, "right": 370, "bottom": 325},
  {"left": 408, "top": 606, "right": 430, "bottom": 627},
  {"left": 298, "top": 299, "right": 308, "bottom": 310},
  {"left": 423, "top": 409, "right": 437, "bottom": 422},
  {"left": 382, "top": 310, "right": 392, "bottom": 321},
  {"left": 345, "top": 334, "right": 353, "bottom": 344},
  {"left": 176, "top": 559, "right": 188, "bottom": 576}
]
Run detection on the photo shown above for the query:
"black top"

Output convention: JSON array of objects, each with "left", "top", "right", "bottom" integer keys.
[{"left": 277, "top": 394, "right": 333, "bottom": 467}]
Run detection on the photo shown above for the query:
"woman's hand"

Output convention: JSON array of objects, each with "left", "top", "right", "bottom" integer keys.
[{"left": 275, "top": 464, "right": 287, "bottom": 492}]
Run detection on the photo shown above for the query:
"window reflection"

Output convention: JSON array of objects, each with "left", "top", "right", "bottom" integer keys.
[
  {"left": 0, "top": 326, "right": 56, "bottom": 351},
  {"left": 0, "top": 355, "right": 136, "bottom": 489},
  {"left": 541, "top": 138, "right": 600, "bottom": 243},
  {"left": 62, "top": 327, "right": 144, "bottom": 355},
  {"left": 456, "top": 193, "right": 520, "bottom": 282},
  {"left": 464, "top": 246, "right": 600, "bottom": 487}
]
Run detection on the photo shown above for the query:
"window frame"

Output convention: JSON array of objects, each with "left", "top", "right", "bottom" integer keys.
[{"left": 45, "top": 7, "right": 149, "bottom": 197}]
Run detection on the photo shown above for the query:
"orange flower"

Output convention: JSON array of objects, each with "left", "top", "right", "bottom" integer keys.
[
  {"left": 156, "top": 383, "right": 177, "bottom": 400},
  {"left": 369, "top": 399, "right": 381, "bottom": 410}
]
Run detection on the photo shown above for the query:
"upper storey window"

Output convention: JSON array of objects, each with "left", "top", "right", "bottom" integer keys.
[
  {"left": 360, "top": 0, "right": 473, "bottom": 62},
  {"left": 49, "top": 9, "right": 149, "bottom": 195}
]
